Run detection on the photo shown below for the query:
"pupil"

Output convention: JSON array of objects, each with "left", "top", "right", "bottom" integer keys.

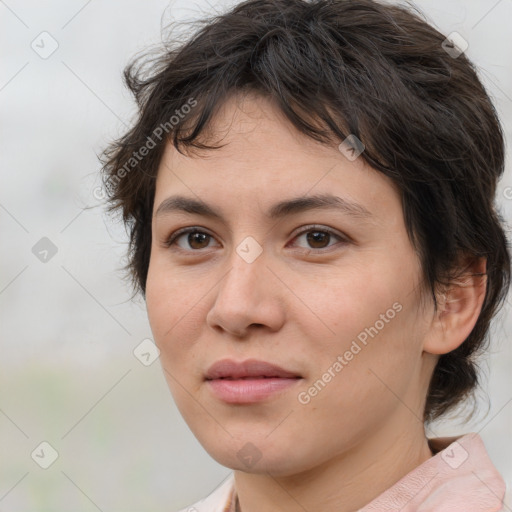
[
  {"left": 307, "top": 231, "right": 328, "bottom": 248},
  {"left": 190, "top": 232, "right": 208, "bottom": 249}
]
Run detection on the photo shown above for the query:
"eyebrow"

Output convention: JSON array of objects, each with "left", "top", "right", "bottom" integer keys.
[{"left": 154, "top": 193, "right": 373, "bottom": 221}]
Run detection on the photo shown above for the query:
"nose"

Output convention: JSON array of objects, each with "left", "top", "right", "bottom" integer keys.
[{"left": 205, "top": 243, "right": 286, "bottom": 338}]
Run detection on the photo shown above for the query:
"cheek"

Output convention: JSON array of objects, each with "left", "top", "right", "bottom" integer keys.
[
  {"left": 146, "top": 255, "right": 193, "bottom": 333},
  {"left": 145, "top": 266, "right": 170, "bottom": 341},
  {"left": 299, "top": 261, "right": 423, "bottom": 384},
  {"left": 302, "top": 265, "right": 400, "bottom": 342},
  {"left": 145, "top": 262, "right": 207, "bottom": 370},
  {"left": 145, "top": 276, "right": 201, "bottom": 407},
  {"left": 146, "top": 262, "right": 182, "bottom": 353}
]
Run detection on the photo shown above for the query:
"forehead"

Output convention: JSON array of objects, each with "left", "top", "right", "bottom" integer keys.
[{"left": 153, "top": 93, "right": 401, "bottom": 224}]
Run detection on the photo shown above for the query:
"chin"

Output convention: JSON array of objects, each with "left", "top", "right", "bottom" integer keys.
[{"left": 196, "top": 433, "right": 314, "bottom": 477}]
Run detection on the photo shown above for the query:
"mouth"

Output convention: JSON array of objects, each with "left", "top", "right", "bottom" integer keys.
[
  {"left": 212, "top": 376, "right": 288, "bottom": 380},
  {"left": 205, "top": 358, "right": 303, "bottom": 404},
  {"left": 205, "top": 358, "right": 302, "bottom": 380}
]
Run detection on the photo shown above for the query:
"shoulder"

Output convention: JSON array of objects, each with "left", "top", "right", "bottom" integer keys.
[{"left": 174, "top": 473, "right": 235, "bottom": 512}]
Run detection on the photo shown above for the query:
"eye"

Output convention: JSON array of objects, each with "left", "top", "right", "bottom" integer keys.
[
  {"left": 289, "top": 225, "right": 348, "bottom": 251},
  {"left": 163, "top": 225, "right": 348, "bottom": 253},
  {"left": 163, "top": 227, "right": 218, "bottom": 252}
]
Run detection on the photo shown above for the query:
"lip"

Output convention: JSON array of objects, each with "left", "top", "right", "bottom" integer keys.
[
  {"left": 205, "top": 358, "right": 302, "bottom": 404},
  {"left": 205, "top": 358, "right": 301, "bottom": 380}
]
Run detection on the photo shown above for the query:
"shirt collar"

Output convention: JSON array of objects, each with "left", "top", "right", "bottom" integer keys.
[{"left": 226, "top": 433, "right": 505, "bottom": 512}]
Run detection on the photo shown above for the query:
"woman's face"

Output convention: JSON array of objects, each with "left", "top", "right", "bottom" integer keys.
[{"left": 145, "top": 92, "right": 437, "bottom": 476}]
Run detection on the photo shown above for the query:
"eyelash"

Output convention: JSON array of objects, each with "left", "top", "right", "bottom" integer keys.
[{"left": 162, "top": 225, "right": 349, "bottom": 254}]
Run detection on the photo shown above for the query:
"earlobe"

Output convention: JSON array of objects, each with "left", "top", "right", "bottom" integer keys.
[{"left": 423, "top": 256, "right": 487, "bottom": 355}]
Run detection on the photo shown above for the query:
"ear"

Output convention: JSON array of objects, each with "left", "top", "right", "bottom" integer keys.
[{"left": 423, "top": 256, "right": 487, "bottom": 355}]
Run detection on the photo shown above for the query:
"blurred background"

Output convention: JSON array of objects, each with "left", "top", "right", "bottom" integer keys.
[{"left": 1, "top": 0, "right": 511, "bottom": 510}]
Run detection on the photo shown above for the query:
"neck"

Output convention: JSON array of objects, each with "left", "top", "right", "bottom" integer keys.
[{"left": 233, "top": 416, "right": 434, "bottom": 512}]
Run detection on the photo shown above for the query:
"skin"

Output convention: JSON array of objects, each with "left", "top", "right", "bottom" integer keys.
[{"left": 145, "top": 91, "right": 487, "bottom": 512}]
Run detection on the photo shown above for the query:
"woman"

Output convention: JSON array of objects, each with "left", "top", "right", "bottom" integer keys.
[{"left": 100, "top": 0, "right": 511, "bottom": 510}]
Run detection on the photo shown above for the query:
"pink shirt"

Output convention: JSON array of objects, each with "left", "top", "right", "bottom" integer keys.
[{"left": 177, "top": 433, "right": 509, "bottom": 512}]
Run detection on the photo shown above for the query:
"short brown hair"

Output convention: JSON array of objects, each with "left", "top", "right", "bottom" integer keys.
[{"left": 100, "top": 0, "right": 511, "bottom": 423}]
